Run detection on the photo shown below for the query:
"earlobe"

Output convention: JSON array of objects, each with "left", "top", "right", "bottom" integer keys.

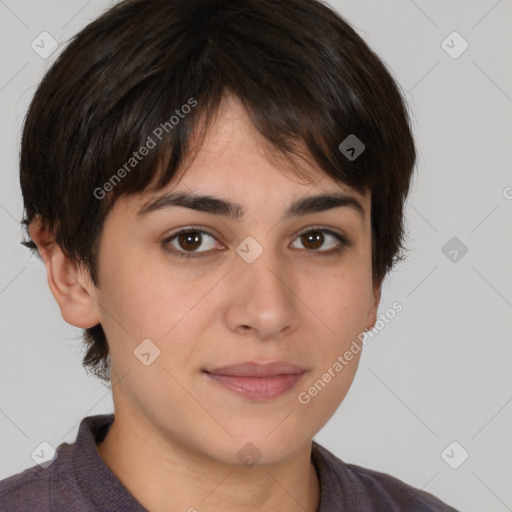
[
  {"left": 364, "top": 284, "right": 382, "bottom": 332},
  {"left": 28, "top": 218, "right": 101, "bottom": 329}
]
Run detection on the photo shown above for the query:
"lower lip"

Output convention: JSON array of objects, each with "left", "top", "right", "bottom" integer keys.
[{"left": 204, "top": 371, "right": 306, "bottom": 401}]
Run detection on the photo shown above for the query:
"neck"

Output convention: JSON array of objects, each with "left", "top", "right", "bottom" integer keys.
[{"left": 97, "top": 412, "right": 320, "bottom": 512}]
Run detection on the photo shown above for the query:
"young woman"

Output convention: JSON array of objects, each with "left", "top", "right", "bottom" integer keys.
[{"left": 1, "top": 0, "right": 459, "bottom": 510}]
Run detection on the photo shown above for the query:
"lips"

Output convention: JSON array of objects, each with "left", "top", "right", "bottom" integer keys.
[
  {"left": 204, "top": 361, "right": 306, "bottom": 377},
  {"left": 203, "top": 361, "right": 306, "bottom": 401}
]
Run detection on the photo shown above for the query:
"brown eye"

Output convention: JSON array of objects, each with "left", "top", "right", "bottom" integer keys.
[
  {"left": 291, "top": 228, "right": 349, "bottom": 255},
  {"left": 163, "top": 229, "right": 220, "bottom": 258},
  {"left": 300, "top": 231, "right": 325, "bottom": 250},
  {"left": 176, "top": 231, "right": 202, "bottom": 251},
  {"left": 162, "top": 226, "right": 350, "bottom": 260}
]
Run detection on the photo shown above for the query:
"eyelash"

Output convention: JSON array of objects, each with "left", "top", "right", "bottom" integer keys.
[{"left": 162, "top": 226, "right": 351, "bottom": 259}]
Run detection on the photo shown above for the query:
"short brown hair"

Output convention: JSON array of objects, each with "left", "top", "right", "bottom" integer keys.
[{"left": 20, "top": 0, "right": 416, "bottom": 384}]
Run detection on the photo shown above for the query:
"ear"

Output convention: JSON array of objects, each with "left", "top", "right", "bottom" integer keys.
[
  {"left": 28, "top": 216, "right": 102, "bottom": 329},
  {"left": 364, "top": 281, "right": 382, "bottom": 332}
]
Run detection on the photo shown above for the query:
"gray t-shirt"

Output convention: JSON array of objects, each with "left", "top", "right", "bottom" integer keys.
[{"left": 0, "top": 414, "right": 459, "bottom": 511}]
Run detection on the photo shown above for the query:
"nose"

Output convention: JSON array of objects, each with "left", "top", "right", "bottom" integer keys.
[{"left": 223, "top": 242, "right": 301, "bottom": 341}]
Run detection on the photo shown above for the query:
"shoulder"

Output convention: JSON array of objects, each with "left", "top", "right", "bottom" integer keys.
[
  {"left": 0, "top": 463, "right": 53, "bottom": 511},
  {"left": 344, "top": 460, "right": 459, "bottom": 511},
  {"left": 312, "top": 442, "right": 460, "bottom": 511},
  {"left": 0, "top": 441, "right": 74, "bottom": 512}
]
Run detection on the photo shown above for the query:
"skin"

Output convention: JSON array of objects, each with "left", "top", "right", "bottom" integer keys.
[{"left": 29, "top": 94, "right": 381, "bottom": 512}]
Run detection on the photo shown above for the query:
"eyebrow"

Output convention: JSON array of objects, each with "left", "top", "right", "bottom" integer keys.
[{"left": 136, "top": 191, "right": 365, "bottom": 221}]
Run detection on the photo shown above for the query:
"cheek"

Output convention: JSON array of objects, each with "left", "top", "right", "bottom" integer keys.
[
  {"left": 295, "top": 338, "right": 362, "bottom": 438},
  {"left": 297, "top": 257, "right": 371, "bottom": 421},
  {"left": 96, "top": 247, "right": 220, "bottom": 372},
  {"left": 303, "top": 261, "right": 373, "bottom": 344},
  {"left": 95, "top": 242, "right": 177, "bottom": 342}
]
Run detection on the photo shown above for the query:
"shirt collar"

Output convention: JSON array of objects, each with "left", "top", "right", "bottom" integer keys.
[
  {"left": 71, "top": 413, "right": 147, "bottom": 511},
  {"left": 69, "top": 413, "right": 347, "bottom": 512}
]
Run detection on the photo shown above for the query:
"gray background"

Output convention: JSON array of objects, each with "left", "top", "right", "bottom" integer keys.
[{"left": 1, "top": 1, "right": 511, "bottom": 510}]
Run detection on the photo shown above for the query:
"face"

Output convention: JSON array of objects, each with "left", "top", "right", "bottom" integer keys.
[{"left": 89, "top": 94, "right": 380, "bottom": 465}]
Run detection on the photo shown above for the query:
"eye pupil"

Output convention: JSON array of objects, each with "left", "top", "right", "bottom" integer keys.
[
  {"left": 302, "top": 231, "right": 324, "bottom": 250},
  {"left": 179, "top": 231, "right": 202, "bottom": 251}
]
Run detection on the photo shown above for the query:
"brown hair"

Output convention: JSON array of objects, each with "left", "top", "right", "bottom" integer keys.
[{"left": 20, "top": 0, "right": 416, "bottom": 384}]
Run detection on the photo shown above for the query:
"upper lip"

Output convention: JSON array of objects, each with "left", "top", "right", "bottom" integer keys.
[{"left": 204, "top": 361, "right": 306, "bottom": 377}]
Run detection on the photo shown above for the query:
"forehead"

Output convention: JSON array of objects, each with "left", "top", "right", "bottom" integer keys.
[
  {"left": 117, "top": 93, "right": 370, "bottom": 219},
  {"left": 168, "top": 94, "right": 366, "bottom": 197}
]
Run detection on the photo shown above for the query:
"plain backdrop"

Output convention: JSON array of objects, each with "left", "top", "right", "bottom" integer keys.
[{"left": 1, "top": 1, "right": 511, "bottom": 511}]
